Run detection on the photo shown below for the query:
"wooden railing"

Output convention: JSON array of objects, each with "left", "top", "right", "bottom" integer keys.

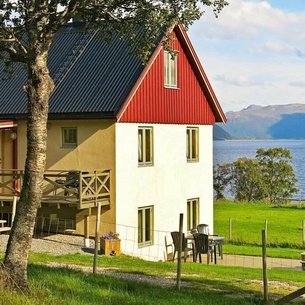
[{"left": 0, "top": 169, "right": 111, "bottom": 209}]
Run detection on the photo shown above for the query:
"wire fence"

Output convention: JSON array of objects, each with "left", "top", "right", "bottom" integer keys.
[{"left": 0, "top": 214, "right": 304, "bottom": 272}]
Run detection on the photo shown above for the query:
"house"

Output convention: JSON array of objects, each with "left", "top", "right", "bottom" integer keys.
[{"left": 0, "top": 21, "right": 226, "bottom": 260}]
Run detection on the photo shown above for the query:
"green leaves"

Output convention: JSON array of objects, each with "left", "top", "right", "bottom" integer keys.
[{"left": 214, "top": 147, "right": 299, "bottom": 203}]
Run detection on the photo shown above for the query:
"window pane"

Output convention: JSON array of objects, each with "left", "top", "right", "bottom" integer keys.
[
  {"left": 186, "top": 129, "right": 190, "bottom": 159},
  {"left": 191, "top": 129, "right": 197, "bottom": 159},
  {"left": 164, "top": 52, "right": 169, "bottom": 85},
  {"left": 187, "top": 201, "right": 191, "bottom": 231},
  {"left": 170, "top": 57, "right": 177, "bottom": 86},
  {"left": 138, "top": 210, "right": 143, "bottom": 243},
  {"left": 138, "top": 130, "right": 143, "bottom": 162},
  {"left": 145, "top": 129, "right": 151, "bottom": 162},
  {"left": 145, "top": 208, "right": 151, "bottom": 242}
]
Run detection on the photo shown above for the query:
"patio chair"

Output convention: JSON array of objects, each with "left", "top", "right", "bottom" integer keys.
[
  {"left": 171, "top": 231, "right": 193, "bottom": 262},
  {"left": 197, "top": 224, "right": 209, "bottom": 235},
  {"left": 192, "top": 233, "right": 214, "bottom": 264}
]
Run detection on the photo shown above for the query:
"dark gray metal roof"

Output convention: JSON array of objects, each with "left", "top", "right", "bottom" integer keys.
[{"left": 0, "top": 22, "right": 146, "bottom": 120}]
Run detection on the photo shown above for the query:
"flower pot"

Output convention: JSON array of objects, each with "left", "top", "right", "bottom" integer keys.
[{"left": 100, "top": 238, "right": 121, "bottom": 256}]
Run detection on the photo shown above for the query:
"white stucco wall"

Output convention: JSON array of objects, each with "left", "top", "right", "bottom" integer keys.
[{"left": 115, "top": 123, "right": 214, "bottom": 261}]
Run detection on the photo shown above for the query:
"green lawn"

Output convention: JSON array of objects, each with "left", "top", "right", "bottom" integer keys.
[
  {"left": 2, "top": 202, "right": 305, "bottom": 304},
  {"left": 1, "top": 253, "right": 305, "bottom": 305},
  {"left": 214, "top": 202, "right": 305, "bottom": 252}
]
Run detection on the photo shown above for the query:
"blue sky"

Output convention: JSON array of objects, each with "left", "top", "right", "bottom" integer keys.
[{"left": 188, "top": 0, "right": 305, "bottom": 113}]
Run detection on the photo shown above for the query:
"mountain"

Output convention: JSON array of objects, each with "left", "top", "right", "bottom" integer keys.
[
  {"left": 218, "top": 103, "right": 305, "bottom": 139},
  {"left": 213, "top": 124, "right": 232, "bottom": 140}
]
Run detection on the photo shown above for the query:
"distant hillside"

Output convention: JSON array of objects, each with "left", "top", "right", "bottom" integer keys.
[
  {"left": 213, "top": 124, "right": 232, "bottom": 140},
  {"left": 219, "top": 103, "right": 305, "bottom": 139}
]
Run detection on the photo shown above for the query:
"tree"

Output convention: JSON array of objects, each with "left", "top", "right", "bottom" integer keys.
[
  {"left": 0, "top": 0, "right": 228, "bottom": 292},
  {"left": 230, "top": 157, "right": 264, "bottom": 202},
  {"left": 256, "top": 147, "right": 298, "bottom": 203},
  {"left": 213, "top": 163, "right": 230, "bottom": 200}
]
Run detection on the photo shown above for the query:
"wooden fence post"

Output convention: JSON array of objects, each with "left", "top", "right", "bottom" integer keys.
[
  {"left": 176, "top": 213, "right": 183, "bottom": 291},
  {"left": 302, "top": 219, "right": 305, "bottom": 247},
  {"left": 262, "top": 230, "right": 268, "bottom": 304},
  {"left": 265, "top": 219, "right": 268, "bottom": 242},
  {"left": 229, "top": 218, "right": 232, "bottom": 242}
]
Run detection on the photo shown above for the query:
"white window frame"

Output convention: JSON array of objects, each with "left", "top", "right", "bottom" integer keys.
[
  {"left": 187, "top": 198, "right": 200, "bottom": 232},
  {"left": 138, "top": 206, "right": 154, "bottom": 247},
  {"left": 138, "top": 127, "right": 153, "bottom": 166},
  {"left": 62, "top": 127, "right": 77, "bottom": 148},
  {"left": 164, "top": 51, "right": 178, "bottom": 88},
  {"left": 186, "top": 127, "right": 199, "bottom": 162}
]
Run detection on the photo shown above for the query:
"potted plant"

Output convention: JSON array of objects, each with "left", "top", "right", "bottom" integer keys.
[{"left": 100, "top": 232, "right": 121, "bottom": 256}]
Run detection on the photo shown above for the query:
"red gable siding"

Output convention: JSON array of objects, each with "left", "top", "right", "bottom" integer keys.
[{"left": 118, "top": 30, "right": 216, "bottom": 125}]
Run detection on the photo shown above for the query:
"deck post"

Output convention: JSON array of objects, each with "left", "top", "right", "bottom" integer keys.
[
  {"left": 84, "top": 214, "right": 90, "bottom": 247},
  {"left": 12, "top": 196, "right": 17, "bottom": 224},
  {"left": 93, "top": 201, "right": 101, "bottom": 274}
]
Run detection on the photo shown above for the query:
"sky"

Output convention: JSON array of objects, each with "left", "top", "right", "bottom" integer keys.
[{"left": 187, "top": 0, "right": 305, "bottom": 113}]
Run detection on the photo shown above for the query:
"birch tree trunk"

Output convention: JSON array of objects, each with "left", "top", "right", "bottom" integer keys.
[{"left": 1, "top": 51, "right": 54, "bottom": 291}]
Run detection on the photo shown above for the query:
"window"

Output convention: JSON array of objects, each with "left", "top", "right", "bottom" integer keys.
[
  {"left": 187, "top": 198, "right": 199, "bottom": 232},
  {"left": 138, "top": 206, "right": 154, "bottom": 246},
  {"left": 138, "top": 127, "right": 153, "bottom": 166},
  {"left": 62, "top": 127, "right": 77, "bottom": 148},
  {"left": 186, "top": 127, "right": 199, "bottom": 161},
  {"left": 164, "top": 51, "right": 177, "bottom": 88}
]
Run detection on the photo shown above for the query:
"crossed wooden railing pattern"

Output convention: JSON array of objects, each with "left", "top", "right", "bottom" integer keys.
[{"left": 0, "top": 169, "right": 111, "bottom": 209}]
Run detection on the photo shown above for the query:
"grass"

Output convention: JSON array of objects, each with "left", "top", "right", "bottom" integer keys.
[
  {"left": 1, "top": 253, "right": 305, "bottom": 305},
  {"left": 2, "top": 201, "right": 305, "bottom": 304},
  {"left": 214, "top": 201, "right": 305, "bottom": 252}
]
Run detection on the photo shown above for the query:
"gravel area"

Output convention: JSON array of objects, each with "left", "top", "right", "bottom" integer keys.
[
  {"left": 0, "top": 234, "right": 179, "bottom": 287},
  {"left": 0, "top": 234, "right": 95, "bottom": 255}
]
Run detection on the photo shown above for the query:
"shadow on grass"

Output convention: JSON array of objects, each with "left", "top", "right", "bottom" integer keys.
[{"left": 26, "top": 264, "right": 265, "bottom": 305}]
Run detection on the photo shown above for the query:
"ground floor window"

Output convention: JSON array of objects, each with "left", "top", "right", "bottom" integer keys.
[
  {"left": 62, "top": 127, "right": 77, "bottom": 148},
  {"left": 138, "top": 206, "right": 154, "bottom": 246},
  {"left": 187, "top": 198, "right": 199, "bottom": 231}
]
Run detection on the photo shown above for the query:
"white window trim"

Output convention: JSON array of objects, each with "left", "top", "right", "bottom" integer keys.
[
  {"left": 187, "top": 198, "right": 200, "bottom": 232},
  {"left": 186, "top": 127, "right": 199, "bottom": 162},
  {"left": 138, "top": 127, "right": 153, "bottom": 166},
  {"left": 138, "top": 206, "right": 154, "bottom": 247},
  {"left": 164, "top": 51, "right": 178, "bottom": 88}
]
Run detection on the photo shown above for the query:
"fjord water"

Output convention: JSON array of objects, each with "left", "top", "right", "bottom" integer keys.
[{"left": 213, "top": 139, "right": 305, "bottom": 200}]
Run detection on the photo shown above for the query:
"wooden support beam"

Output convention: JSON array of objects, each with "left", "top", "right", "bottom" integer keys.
[{"left": 275, "top": 286, "right": 305, "bottom": 304}]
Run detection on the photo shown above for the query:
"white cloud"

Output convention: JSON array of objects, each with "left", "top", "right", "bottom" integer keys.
[
  {"left": 214, "top": 74, "right": 271, "bottom": 87},
  {"left": 262, "top": 41, "right": 285, "bottom": 52},
  {"left": 197, "top": 0, "right": 303, "bottom": 39},
  {"left": 188, "top": 1, "right": 305, "bottom": 112}
]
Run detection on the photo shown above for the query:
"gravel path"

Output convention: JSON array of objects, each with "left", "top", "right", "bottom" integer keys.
[
  {"left": 0, "top": 234, "right": 94, "bottom": 255},
  {"left": 0, "top": 234, "right": 179, "bottom": 287}
]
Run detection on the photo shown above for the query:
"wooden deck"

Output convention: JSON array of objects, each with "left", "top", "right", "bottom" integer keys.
[{"left": 0, "top": 169, "right": 111, "bottom": 209}]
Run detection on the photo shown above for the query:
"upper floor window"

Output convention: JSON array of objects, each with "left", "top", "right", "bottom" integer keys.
[
  {"left": 138, "top": 127, "right": 153, "bottom": 166},
  {"left": 187, "top": 198, "right": 199, "bottom": 232},
  {"left": 164, "top": 51, "right": 177, "bottom": 88},
  {"left": 186, "top": 127, "right": 199, "bottom": 161},
  {"left": 62, "top": 127, "right": 77, "bottom": 148},
  {"left": 138, "top": 205, "right": 154, "bottom": 247}
]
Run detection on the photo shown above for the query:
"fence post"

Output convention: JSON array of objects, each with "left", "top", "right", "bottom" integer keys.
[
  {"left": 176, "top": 213, "right": 183, "bottom": 291},
  {"left": 262, "top": 230, "right": 268, "bottom": 304},
  {"left": 303, "top": 220, "right": 305, "bottom": 248},
  {"left": 229, "top": 218, "right": 232, "bottom": 242},
  {"left": 265, "top": 219, "right": 268, "bottom": 242}
]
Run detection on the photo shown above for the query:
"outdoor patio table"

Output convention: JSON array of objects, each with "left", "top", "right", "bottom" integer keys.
[{"left": 186, "top": 234, "right": 224, "bottom": 264}]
